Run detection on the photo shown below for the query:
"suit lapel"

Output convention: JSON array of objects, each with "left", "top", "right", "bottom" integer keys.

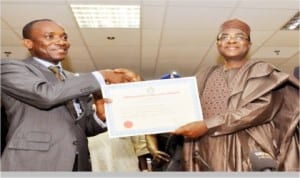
[
  {"left": 23, "top": 58, "right": 58, "bottom": 83},
  {"left": 23, "top": 58, "right": 89, "bottom": 121}
]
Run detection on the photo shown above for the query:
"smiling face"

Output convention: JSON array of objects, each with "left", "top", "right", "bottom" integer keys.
[
  {"left": 23, "top": 21, "right": 70, "bottom": 64},
  {"left": 216, "top": 28, "right": 251, "bottom": 63}
]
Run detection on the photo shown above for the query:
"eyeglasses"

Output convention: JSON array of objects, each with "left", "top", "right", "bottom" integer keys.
[{"left": 217, "top": 34, "right": 250, "bottom": 42}]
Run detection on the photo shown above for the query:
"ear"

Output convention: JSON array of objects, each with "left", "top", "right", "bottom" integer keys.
[{"left": 23, "top": 39, "right": 33, "bottom": 49}]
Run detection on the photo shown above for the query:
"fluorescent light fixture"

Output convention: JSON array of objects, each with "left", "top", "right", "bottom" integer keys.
[
  {"left": 70, "top": 4, "right": 140, "bottom": 28},
  {"left": 281, "top": 12, "right": 299, "bottom": 30}
]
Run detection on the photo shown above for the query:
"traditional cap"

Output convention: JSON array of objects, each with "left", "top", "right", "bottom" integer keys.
[{"left": 220, "top": 19, "right": 251, "bottom": 36}]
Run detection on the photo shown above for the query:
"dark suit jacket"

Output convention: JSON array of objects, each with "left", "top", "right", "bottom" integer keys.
[{"left": 1, "top": 58, "right": 107, "bottom": 171}]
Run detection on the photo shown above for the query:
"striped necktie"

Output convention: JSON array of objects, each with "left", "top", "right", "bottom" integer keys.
[
  {"left": 48, "top": 65, "right": 65, "bottom": 81},
  {"left": 48, "top": 66, "right": 78, "bottom": 119}
]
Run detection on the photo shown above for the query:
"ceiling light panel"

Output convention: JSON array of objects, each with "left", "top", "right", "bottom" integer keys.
[
  {"left": 281, "top": 11, "right": 299, "bottom": 30},
  {"left": 70, "top": 4, "right": 140, "bottom": 28}
]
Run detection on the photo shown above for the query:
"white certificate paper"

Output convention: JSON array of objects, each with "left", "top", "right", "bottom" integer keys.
[{"left": 102, "top": 77, "right": 203, "bottom": 138}]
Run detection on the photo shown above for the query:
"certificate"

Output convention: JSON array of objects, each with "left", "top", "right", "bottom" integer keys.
[{"left": 102, "top": 77, "right": 203, "bottom": 138}]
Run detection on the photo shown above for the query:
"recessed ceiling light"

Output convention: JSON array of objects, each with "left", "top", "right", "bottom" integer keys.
[
  {"left": 281, "top": 12, "right": 299, "bottom": 30},
  {"left": 70, "top": 4, "right": 140, "bottom": 28}
]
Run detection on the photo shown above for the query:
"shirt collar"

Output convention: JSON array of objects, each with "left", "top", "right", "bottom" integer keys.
[{"left": 33, "top": 57, "right": 63, "bottom": 69}]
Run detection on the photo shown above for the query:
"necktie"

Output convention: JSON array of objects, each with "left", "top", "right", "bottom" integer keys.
[
  {"left": 48, "top": 66, "right": 78, "bottom": 119},
  {"left": 48, "top": 65, "right": 65, "bottom": 81}
]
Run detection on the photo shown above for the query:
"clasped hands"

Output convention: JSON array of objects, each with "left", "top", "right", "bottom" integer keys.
[
  {"left": 99, "top": 68, "right": 141, "bottom": 84},
  {"left": 95, "top": 68, "right": 141, "bottom": 121}
]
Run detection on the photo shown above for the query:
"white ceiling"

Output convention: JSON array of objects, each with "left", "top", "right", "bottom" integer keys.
[{"left": 1, "top": 0, "right": 299, "bottom": 80}]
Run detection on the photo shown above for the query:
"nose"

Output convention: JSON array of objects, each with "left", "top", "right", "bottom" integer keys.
[
  {"left": 227, "top": 36, "right": 237, "bottom": 43},
  {"left": 54, "top": 38, "right": 67, "bottom": 45}
]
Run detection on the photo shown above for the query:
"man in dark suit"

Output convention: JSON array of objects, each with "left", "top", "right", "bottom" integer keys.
[{"left": 1, "top": 19, "right": 139, "bottom": 171}]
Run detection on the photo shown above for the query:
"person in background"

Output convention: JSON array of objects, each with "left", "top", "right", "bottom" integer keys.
[
  {"left": 88, "top": 133, "right": 151, "bottom": 172},
  {"left": 132, "top": 135, "right": 152, "bottom": 171},
  {"left": 146, "top": 133, "right": 183, "bottom": 171},
  {"left": 88, "top": 79, "right": 151, "bottom": 172},
  {"left": 173, "top": 19, "right": 299, "bottom": 171},
  {"left": 1, "top": 19, "right": 139, "bottom": 171}
]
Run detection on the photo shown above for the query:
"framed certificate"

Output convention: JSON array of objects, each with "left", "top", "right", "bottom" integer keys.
[{"left": 102, "top": 77, "right": 203, "bottom": 138}]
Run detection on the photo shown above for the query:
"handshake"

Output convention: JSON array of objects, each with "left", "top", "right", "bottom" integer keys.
[
  {"left": 94, "top": 68, "right": 141, "bottom": 121},
  {"left": 99, "top": 68, "right": 142, "bottom": 84}
]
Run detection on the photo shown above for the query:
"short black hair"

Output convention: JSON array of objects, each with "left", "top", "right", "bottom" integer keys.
[{"left": 22, "top": 19, "right": 53, "bottom": 39}]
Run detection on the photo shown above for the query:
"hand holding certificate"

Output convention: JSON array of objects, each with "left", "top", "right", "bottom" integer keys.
[{"left": 102, "top": 77, "right": 203, "bottom": 138}]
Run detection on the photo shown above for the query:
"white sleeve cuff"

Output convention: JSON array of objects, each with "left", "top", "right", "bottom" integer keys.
[
  {"left": 93, "top": 112, "right": 107, "bottom": 128},
  {"left": 92, "top": 71, "right": 106, "bottom": 89}
]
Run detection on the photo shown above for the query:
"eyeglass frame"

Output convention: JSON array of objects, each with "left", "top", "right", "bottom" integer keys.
[{"left": 217, "top": 32, "right": 251, "bottom": 42}]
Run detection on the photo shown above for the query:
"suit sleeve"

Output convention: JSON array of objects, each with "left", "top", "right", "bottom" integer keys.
[{"left": 1, "top": 59, "right": 101, "bottom": 109}]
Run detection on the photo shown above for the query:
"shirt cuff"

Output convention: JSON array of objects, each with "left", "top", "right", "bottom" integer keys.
[
  {"left": 93, "top": 112, "right": 107, "bottom": 128},
  {"left": 92, "top": 71, "right": 106, "bottom": 89}
]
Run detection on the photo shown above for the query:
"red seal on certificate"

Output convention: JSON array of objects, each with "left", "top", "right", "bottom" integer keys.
[{"left": 123, "top": 120, "right": 133, "bottom": 128}]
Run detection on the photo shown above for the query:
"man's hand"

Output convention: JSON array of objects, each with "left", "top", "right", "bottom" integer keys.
[
  {"left": 145, "top": 135, "right": 170, "bottom": 162},
  {"left": 173, "top": 121, "right": 208, "bottom": 138},
  {"left": 152, "top": 150, "right": 170, "bottom": 163},
  {"left": 94, "top": 97, "right": 112, "bottom": 122},
  {"left": 96, "top": 69, "right": 141, "bottom": 121},
  {"left": 114, "top": 68, "right": 142, "bottom": 82},
  {"left": 99, "top": 68, "right": 141, "bottom": 84}
]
